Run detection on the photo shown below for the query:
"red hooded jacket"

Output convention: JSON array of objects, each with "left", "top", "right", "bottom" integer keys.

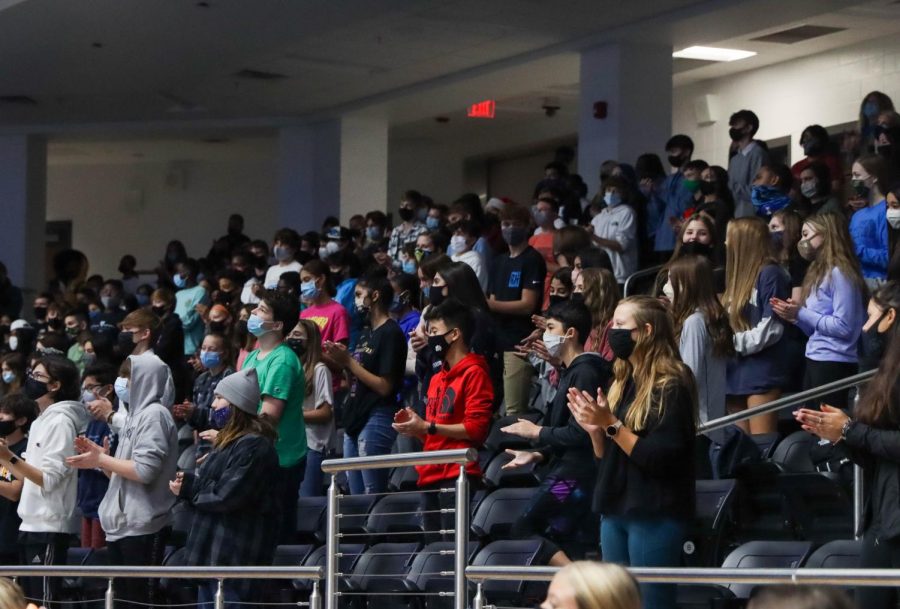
[{"left": 416, "top": 352, "right": 493, "bottom": 487}]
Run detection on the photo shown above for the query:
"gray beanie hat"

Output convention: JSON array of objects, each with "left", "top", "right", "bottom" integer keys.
[{"left": 214, "top": 368, "right": 261, "bottom": 415}]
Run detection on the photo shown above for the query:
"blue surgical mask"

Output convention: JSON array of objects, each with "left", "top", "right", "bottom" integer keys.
[
  {"left": 422, "top": 286, "right": 431, "bottom": 300},
  {"left": 366, "top": 226, "right": 383, "bottom": 242},
  {"left": 1, "top": 371, "right": 14, "bottom": 385},
  {"left": 417, "top": 208, "right": 429, "bottom": 223},
  {"left": 210, "top": 405, "right": 232, "bottom": 430},
  {"left": 604, "top": 192, "right": 622, "bottom": 207},
  {"left": 136, "top": 293, "right": 150, "bottom": 307},
  {"left": 247, "top": 314, "right": 269, "bottom": 337},
  {"left": 864, "top": 101, "right": 880, "bottom": 120},
  {"left": 425, "top": 216, "right": 441, "bottom": 230},
  {"left": 533, "top": 210, "right": 549, "bottom": 226},
  {"left": 402, "top": 260, "right": 417, "bottom": 274},
  {"left": 200, "top": 350, "right": 222, "bottom": 369},
  {"left": 114, "top": 376, "right": 129, "bottom": 405},
  {"left": 173, "top": 274, "right": 187, "bottom": 289},
  {"left": 300, "top": 280, "right": 319, "bottom": 301},
  {"left": 81, "top": 389, "right": 97, "bottom": 405}
]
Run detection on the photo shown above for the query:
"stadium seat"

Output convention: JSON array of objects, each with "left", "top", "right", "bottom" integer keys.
[
  {"left": 337, "top": 494, "right": 382, "bottom": 537},
  {"left": 295, "top": 495, "right": 328, "bottom": 544},
  {"left": 778, "top": 472, "right": 852, "bottom": 543},
  {"left": 684, "top": 479, "right": 737, "bottom": 567},
  {"left": 294, "top": 543, "right": 365, "bottom": 593},
  {"left": 675, "top": 583, "right": 738, "bottom": 609},
  {"left": 263, "top": 545, "right": 317, "bottom": 604},
  {"left": 342, "top": 542, "right": 421, "bottom": 608},
  {"left": 470, "top": 487, "right": 534, "bottom": 539},
  {"left": 750, "top": 432, "right": 782, "bottom": 460},
  {"left": 388, "top": 466, "right": 419, "bottom": 491},
  {"left": 721, "top": 540, "right": 813, "bottom": 598},
  {"left": 483, "top": 413, "right": 543, "bottom": 453},
  {"left": 734, "top": 468, "right": 794, "bottom": 543},
  {"left": 365, "top": 492, "right": 424, "bottom": 541},
  {"left": 803, "top": 539, "right": 861, "bottom": 569},
  {"left": 470, "top": 539, "right": 547, "bottom": 606},
  {"left": 483, "top": 451, "right": 539, "bottom": 488},
  {"left": 770, "top": 431, "right": 816, "bottom": 473}
]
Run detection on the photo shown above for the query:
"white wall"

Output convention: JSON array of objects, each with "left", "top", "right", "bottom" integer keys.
[
  {"left": 673, "top": 33, "right": 900, "bottom": 168},
  {"left": 47, "top": 159, "right": 278, "bottom": 278}
]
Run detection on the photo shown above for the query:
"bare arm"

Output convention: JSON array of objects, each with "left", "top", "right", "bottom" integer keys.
[
  {"left": 303, "top": 403, "right": 333, "bottom": 424},
  {"left": 260, "top": 395, "right": 285, "bottom": 423},
  {"left": 346, "top": 359, "right": 394, "bottom": 397},
  {"left": 0, "top": 478, "right": 23, "bottom": 502},
  {"left": 488, "top": 289, "right": 541, "bottom": 316}
]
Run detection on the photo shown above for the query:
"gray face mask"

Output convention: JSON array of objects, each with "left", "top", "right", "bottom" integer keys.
[{"left": 501, "top": 226, "right": 528, "bottom": 247}]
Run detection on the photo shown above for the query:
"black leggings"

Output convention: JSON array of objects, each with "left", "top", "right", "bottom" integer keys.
[
  {"left": 19, "top": 532, "right": 71, "bottom": 607},
  {"left": 106, "top": 530, "right": 168, "bottom": 609},
  {"left": 803, "top": 359, "right": 858, "bottom": 410},
  {"left": 858, "top": 530, "right": 900, "bottom": 609}
]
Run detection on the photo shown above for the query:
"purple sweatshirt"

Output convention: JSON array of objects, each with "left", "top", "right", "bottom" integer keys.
[{"left": 795, "top": 268, "right": 865, "bottom": 363}]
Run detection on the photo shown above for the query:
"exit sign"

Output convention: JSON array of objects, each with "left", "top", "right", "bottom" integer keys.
[{"left": 467, "top": 100, "right": 496, "bottom": 119}]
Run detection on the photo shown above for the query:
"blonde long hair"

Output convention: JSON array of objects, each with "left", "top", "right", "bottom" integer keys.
[
  {"left": 800, "top": 213, "right": 867, "bottom": 301},
  {"left": 553, "top": 562, "right": 641, "bottom": 609},
  {"left": 607, "top": 296, "right": 697, "bottom": 431},
  {"left": 723, "top": 217, "right": 776, "bottom": 331}
]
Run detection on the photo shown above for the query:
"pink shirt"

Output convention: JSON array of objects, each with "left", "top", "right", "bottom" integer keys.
[{"left": 301, "top": 300, "right": 350, "bottom": 345}]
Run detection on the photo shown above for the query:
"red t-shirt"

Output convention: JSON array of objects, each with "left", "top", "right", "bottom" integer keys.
[{"left": 417, "top": 353, "right": 494, "bottom": 487}]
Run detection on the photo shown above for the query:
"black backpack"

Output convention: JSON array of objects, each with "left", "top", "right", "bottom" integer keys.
[{"left": 709, "top": 425, "right": 762, "bottom": 479}]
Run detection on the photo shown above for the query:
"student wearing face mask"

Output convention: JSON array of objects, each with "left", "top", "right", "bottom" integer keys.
[
  {"left": 173, "top": 259, "right": 210, "bottom": 359},
  {"left": 327, "top": 249, "right": 364, "bottom": 350},
  {"left": 7, "top": 320, "right": 35, "bottom": 360},
  {"left": 325, "top": 273, "right": 406, "bottom": 494},
  {"left": 425, "top": 202, "right": 445, "bottom": 232},
  {"left": 398, "top": 243, "right": 420, "bottom": 277},
  {"left": 388, "top": 191, "right": 429, "bottom": 267},
  {"left": 728, "top": 110, "right": 770, "bottom": 218},
  {"left": 567, "top": 296, "right": 696, "bottom": 609},
  {"left": 859, "top": 91, "right": 895, "bottom": 153},
  {"left": 0, "top": 356, "right": 87, "bottom": 606},
  {"left": 750, "top": 163, "right": 794, "bottom": 220},
  {"left": 502, "top": 301, "right": 610, "bottom": 565},
  {"left": 529, "top": 196, "right": 562, "bottom": 310},
  {"left": 31, "top": 294, "right": 51, "bottom": 332},
  {"left": 668, "top": 256, "right": 734, "bottom": 449},
  {"left": 287, "top": 320, "right": 335, "bottom": 498},
  {"left": 150, "top": 288, "right": 186, "bottom": 394},
  {"left": 488, "top": 204, "right": 546, "bottom": 416},
  {"left": 0, "top": 393, "right": 38, "bottom": 566},
  {"left": 393, "top": 298, "right": 492, "bottom": 539},
  {"left": 299, "top": 259, "right": 350, "bottom": 351},
  {"left": 654, "top": 135, "right": 696, "bottom": 261},
  {"left": 0, "top": 353, "right": 24, "bottom": 397},
  {"left": 263, "top": 228, "right": 303, "bottom": 291},
  {"left": 76, "top": 363, "right": 117, "bottom": 551},
  {"left": 885, "top": 183, "right": 900, "bottom": 281},
  {"left": 63, "top": 312, "right": 89, "bottom": 374},
  {"left": 792, "top": 125, "right": 843, "bottom": 194},
  {"left": 168, "top": 367, "right": 280, "bottom": 609},
  {"left": 98, "top": 281, "right": 126, "bottom": 327},
  {"left": 241, "top": 290, "right": 306, "bottom": 536},
  {"left": 858, "top": 281, "right": 900, "bottom": 372},
  {"left": 771, "top": 214, "right": 867, "bottom": 410},
  {"left": 363, "top": 211, "right": 389, "bottom": 253},
  {"left": 450, "top": 220, "right": 487, "bottom": 291},
  {"left": 798, "top": 161, "right": 841, "bottom": 216},
  {"left": 848, "top": 155, "right": 894, "bottom": 286},
  {"left": 590, "top": 177, "right": 637, "bottom": 290},
  {"left": 655, "top": 214, "right": 722, "bottom": 299},
  {"left": 68, "top": 353, "right": 178, "bottom": 609}
]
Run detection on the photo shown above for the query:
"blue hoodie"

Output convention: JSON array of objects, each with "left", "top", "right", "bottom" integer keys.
[{"left": 849, "top": 199, "right": 888, "bottom": 280}]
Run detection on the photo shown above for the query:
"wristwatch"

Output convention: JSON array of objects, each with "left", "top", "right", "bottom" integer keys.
[
  {"left": 427, "top": 421, "right": 437, "bottom": 435},
  {"left": 9, "top": 455, "right": 18, "bottom": 465},
  {"left": 840, "top": 419, "right": 854, "bottom": 441},
  {"left": 606, "top": 420, "right": 623, "bottom": 438}
]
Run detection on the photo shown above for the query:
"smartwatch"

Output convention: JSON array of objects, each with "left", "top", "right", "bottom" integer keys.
[
  {"left": 427, "top": 421, "right": 437, "bottom": 435},
  {"left": 606, "top": 420, "right": 623, "bottom": 438},
  {"left": 9, "top": 455, "right": 19, "bottom": 465}
]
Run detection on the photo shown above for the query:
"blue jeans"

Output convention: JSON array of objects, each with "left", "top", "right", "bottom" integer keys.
[
  {"left": 600, "top": 515, "right": 686, "bottom": 609},
  {"left": 300, "top": 448, "right": 326, "bottom": 497},
  {"left": 343, "top": 408, "right": 396, "bottom": 494}
]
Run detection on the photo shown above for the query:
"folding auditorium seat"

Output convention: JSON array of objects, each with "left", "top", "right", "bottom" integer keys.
[
  {"left": 295, "top": 495, "right": 328, "bottom": 544},
  {"left": 470, "top": 487, "right": 534, "bottom": 540},
  {"left": 263, "top": 544, "right": 316, "bottom": 603},
  {"left": 342, "top": 542, "right": 421, "bottom": 608},
  {"left": 769, "top": 431, "right": 817, "bottom": 473},
  {"left": 803, "top": 539, "right": 861, "bottom": 569},
  {"left": 469, "top": 539, "right": 547, "bottom": 607},
  {"left": 720, "top": 540, "right": 813, "bottom": 599},
  {"left": 337, "top": 493, "right": 382, "bottom": 537},
  {"left": 404, "top": 541, "right": 480, "bottom": 609},
  {"left": 684, "top": 479, "right": 737, "bottom": 567},
  {"left": 388, "top": 465, "right": 419, "bottom": 492},
  {"left": 293, "top": 543, "right": 365, "bottom": 595},
  {"left": 483, "top": 413, "right": 543, "bottom": 454},
  {"left": 364, "top": 492, "right": 424, "bottom": 542},
  {"left": 750, "top": 432, "right": 782, "bottom": 460},
  {"left": 778, "top": 472, "right": 852, "bottom": 544},
  {"left": 482, "top": 451, "right": 539, "bottom": 488}
]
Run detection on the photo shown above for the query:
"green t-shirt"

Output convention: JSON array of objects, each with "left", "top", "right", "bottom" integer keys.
[{"left": 242, "top": 342, "right": 307, "bottom": 467}]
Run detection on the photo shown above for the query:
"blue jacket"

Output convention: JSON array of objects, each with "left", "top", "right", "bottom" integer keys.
[
  {"left": 654, "top": 172, "right": 693, "bottom": 252},
  {"left": 849, "top": 200, "right": 888, "bottom": 280}
]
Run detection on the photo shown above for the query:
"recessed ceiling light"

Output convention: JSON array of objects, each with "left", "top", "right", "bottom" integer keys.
[{"left": 672, "top": 46, "right": 756, "bottom": 62}]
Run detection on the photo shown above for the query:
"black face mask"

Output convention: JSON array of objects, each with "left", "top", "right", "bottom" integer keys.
[
  {"left": 429, "top": 287, "right": 447, "bottom": 308},
  {"left": 33, "top": 306, "right": 47, "bottom": 321},
  {"left": 24, "top": 376, "right": 48, "bottom": 401},
  {"left": 152, "top": 305, "right": 167, "bottom": 317},
  {"left": 680, "top": 241, "right": 713, "bottom": 259},
  {"left": 570, "top": 293, "right": 584, "bottom": 305},
  {"left": 668, "top": 155, "right": 686, "bottom": 169},
  {"left": 699, "top": 180, "right": 717, "bottom": 196},
  {"left": 398, "top": 207, "right": 415, "bottom": 222},
  {"left": 878, "top": 144, "right": 894, "bottom": 160},
  {"left": 729, "top": 127, "right": 746, "bottom": 142},
  {"left": 859, "top": 311, "right": 891, "bottom": 370},
  {"left": 330, "top": 272, "right": 345, "bottom": 286},
  {"left": 286, "top": 338, "right": 306, "bottom": 358},
  {"left": 47, "top": 317, "right": 63, "bottom": 331},
  {"left": 208, "top": 321, "right": 228, "bottom": 334},
  {"left": 117, "top": 331, "right": 136, "bottom": 356},
  {"left": 548, "top": 295, "right": 569, "bottom": 308},
  {"left": 607, "top": 328, "right": 636, "bottom": 360},
  {"left": 427, "top": 331, "right": 454, "bottom": 361},
  {"left": 0, "top": 420, "right": 18, "bottom": 437}
]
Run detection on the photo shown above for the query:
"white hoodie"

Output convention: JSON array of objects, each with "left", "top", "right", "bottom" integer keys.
[{"left": 18, "top": 400, "right": 89, "bottom": 534}]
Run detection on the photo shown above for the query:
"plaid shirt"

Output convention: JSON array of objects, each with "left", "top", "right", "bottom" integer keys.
[
  {"left": 388, "top": 222, "right": 428, "bottom": 264},
  {"left": 181, "top": 434, "right": 280, "bottom": 574}
]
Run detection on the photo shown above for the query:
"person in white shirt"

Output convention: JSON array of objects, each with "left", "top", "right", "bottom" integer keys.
[
  {"left": 590, "top": 177, "right": 638, "bottom": 289},
  {"left": 262, "top": 228, "right": 303, "bottom": 291},
  {"left": 450, "top": 220, "right": 488, "bottom": 291}
]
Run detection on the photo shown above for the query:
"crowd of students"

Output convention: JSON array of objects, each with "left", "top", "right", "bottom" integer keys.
[{"left": 0, "top": 90, "right": 900, "bottom": 609}]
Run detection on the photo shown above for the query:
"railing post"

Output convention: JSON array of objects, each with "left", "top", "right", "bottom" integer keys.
[
  {"left": 454, "top": 464, "right": 469, "bottom": 609},
  {"left": 104, "top": 578, "right": 114, "bottom": 609},
  {"left": 214, "top": 578, "right": 225, "bottom": 609},
  {"left": 473, "top": 581, "right": 484, "bottom": 609},
  {"left": 852, "top": 391, "right": 864, "bottom": 540},
  {"left": 325, "top": 475, "right": 339, "bottom": 609},
  {"left": 309, "top": 580, "right": 322, "bottom": 609}
]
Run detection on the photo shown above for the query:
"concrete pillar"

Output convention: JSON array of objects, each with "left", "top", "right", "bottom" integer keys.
[
  {"left": 340, "top": 114, "right": 388, "bottom": 222},
  {"left": 0, "top": 135, "right": 47, "bottom": 299},
  {"left": 578, "top": 43, "right": 673, "bottom": 197}
]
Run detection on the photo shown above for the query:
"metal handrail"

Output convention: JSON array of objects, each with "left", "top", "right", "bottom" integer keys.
[
  {"left": 623, "top": 264, "right": 663, "bottom": 297},
  {"left": 321, "top": 448, "right": 476, "bottom": 473},
  {"left": 466, "top": 565, "right": 900, "bottom": 586},
  {"left": 0, "top": 565, "right": 322, "bottom": 579},
  {"left": 697, "top": 369, "right": 876, "bottom": 435}
]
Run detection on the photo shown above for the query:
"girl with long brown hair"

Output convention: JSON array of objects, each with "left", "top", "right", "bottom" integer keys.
[
  {"left": 668, "top": 255, "right": 734, "bottom": 443},
  {"left": 576, "top": 267, "right": 619, "bottom": 360},
  {"left": 723, "top": 217, "right": 791, "bottom": 434},
  {"left": 795, "top": 325, "right": 900, "bottom": 609},
  {"left": 771, "top": 213, "right": 867, "bottom": 409},
  {"left": 567, "top": 296, "right": 696, "bottom": 609}
]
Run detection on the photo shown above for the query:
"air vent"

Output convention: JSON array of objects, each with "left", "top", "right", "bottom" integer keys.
[
  {"left": 0, "top": 95, "right": 37, "bottom": 105},
  {"left": 233, "top": 68, "right": 287, "bottom": 81},
  {"left": 750, "top": 25, "right": 845, "bottom": 44}
]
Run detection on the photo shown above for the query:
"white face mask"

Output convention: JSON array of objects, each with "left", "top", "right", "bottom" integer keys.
[
  {"left": 662, "top": 281, "right": 675, "bottom": 301},
  {"left": 114, "top": 376, "right": 129, "bottom": 405},
  {"left": 542, "top": 331, "right": 567, "bottom": 358},
  {"left": 887, "top": 208, "right": 900, "bottom": 230},
  {"left": 450, "top": 235, "right": 469, "bottom": 255},
  {"left": 7, "top": 337, "right": 17, "bottom": 352}
]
